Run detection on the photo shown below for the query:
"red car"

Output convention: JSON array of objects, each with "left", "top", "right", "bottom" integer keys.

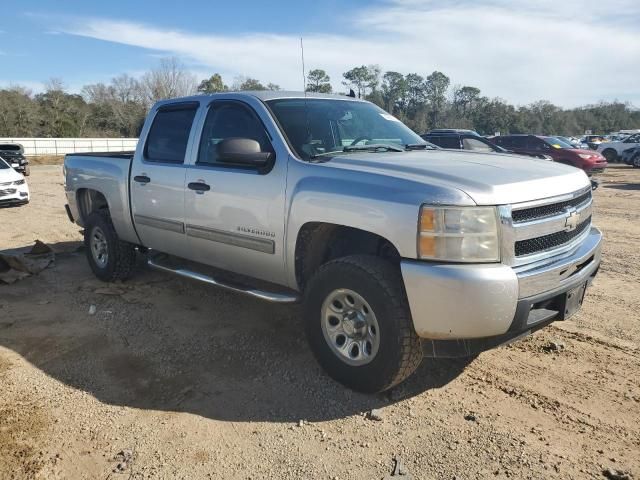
[{"left": 491, "top": 135, "right": 607, "bottom": 174}]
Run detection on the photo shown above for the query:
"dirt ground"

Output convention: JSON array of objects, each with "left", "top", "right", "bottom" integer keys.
[{"left": 0, "top": 165, "right": 638, "bottom": 480}]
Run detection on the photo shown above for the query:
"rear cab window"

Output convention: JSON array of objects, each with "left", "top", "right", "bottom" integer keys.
[{"left": 144, "top": 103, "right": 199, "bottom": 163}]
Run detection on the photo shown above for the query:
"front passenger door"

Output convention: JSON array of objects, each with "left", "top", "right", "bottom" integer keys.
[{"left": 183, "top": 100, "right": 287, "bottom": 285}]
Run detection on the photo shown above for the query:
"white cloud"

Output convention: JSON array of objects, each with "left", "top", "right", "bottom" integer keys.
[{"left": 57, "top": 0, "right": 640, "bottom": 106}]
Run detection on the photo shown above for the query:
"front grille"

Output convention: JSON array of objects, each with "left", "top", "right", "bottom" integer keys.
[
  {"left": 512, "top": 190, "right": 591, "bottom": 223},
  {"left": 0, "top": 188, "right": 17, "bottom": 197},
  {"left": 515, "top": 216, "right": 591, "bottom": 257},
  {"left": 0, "top": 181, "right": 12, "bottom": 187}
]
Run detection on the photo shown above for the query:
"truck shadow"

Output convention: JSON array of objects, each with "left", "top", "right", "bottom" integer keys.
[
  {"left": 0, "top": 243, "right": 473, "bottom": 423},
  {"left": 604, "top": 182, "right": 640, "bottom": 191}
]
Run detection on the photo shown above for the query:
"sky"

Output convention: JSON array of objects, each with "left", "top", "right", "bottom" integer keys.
[{"left": 0, "top": 0, "right": 639, "bottom": 107}]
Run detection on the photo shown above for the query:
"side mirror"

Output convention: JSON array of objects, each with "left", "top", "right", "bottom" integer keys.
[{"left": 216, "top": 138, "right": 274, "bottom": 167}]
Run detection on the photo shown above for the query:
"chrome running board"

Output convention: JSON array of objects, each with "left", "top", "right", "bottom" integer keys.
[{"left": 147, "top": 256, "right": 300, "bottom": 304}]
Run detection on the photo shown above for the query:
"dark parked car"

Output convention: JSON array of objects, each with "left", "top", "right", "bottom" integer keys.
[
  {"left": 421, "top": 131, "right": 550, "bottom": 160},
  {"left": 621, "top": 146, "right": 640, "bottom": 167},
  {"left": 491, "top": 135, "right": 607, "bottom": 174},
  {"left": 0, "top": 143, "right": 29, "bottom": 176}
]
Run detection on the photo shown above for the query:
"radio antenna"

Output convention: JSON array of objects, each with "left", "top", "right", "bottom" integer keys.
[{"left": 300, "top": 37, "right": 307, "bottom": 93}]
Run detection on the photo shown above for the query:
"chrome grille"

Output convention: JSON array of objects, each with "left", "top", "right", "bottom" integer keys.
[
  {"left": 512, "top": 190, "right": 591, "bottom": 223},
  {"left": 515, "top": 216, "right": 591, "bottom": 256},
  {"left": 500, "top": 186, "right": 593, "bottom": 266},
  {"left": 0, "top": 188, "right": 17, "bottom": 196}
]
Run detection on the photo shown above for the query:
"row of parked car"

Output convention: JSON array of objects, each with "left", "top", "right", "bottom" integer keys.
[
  {"left": 421, "top": 130, "right": 610, "bottom": 175},
  {"left": 421, "top": 129, "right": 640, "bottom": 172}
]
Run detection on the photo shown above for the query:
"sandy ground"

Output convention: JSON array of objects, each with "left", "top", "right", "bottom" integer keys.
[{"left": 0, "top": 165, "right": 638, "bottom": 480}]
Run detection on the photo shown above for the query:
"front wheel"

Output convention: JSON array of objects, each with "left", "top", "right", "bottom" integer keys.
[
  {"left": 633, "top": 155, "right": 640, "bottom": 168},
  {"left": 304, "top": 255, "right": 422, "bottom": 393},
  {"left": 84, "top": 210, "right": 137, "bottom": 282}
]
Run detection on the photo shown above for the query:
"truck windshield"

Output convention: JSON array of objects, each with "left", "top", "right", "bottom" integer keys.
[{"left": 266, "top": 98, "right": 426, "bottom": 160}]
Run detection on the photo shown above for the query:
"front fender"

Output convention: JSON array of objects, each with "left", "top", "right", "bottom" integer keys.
[{"left": 284, "top": 166, "right": 474, "bottom": 289}]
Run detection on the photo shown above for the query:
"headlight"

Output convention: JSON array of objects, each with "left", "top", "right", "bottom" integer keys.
[
  {"left": 418, "top": 206, "right": 500, "bottom": 262},
  {"left": 578, "top": 154, "right": 593, "bottom": 159},
  {"left": 13, "top": 179, "right": 25, "bottom": 185}
]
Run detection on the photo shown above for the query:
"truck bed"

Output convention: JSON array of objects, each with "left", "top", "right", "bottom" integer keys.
[
  {"left": 65, "top": 151, "right": 135, "bottom": 159},
  {"left": 64, "top": 151, "right": 138, "bottom": 244}
]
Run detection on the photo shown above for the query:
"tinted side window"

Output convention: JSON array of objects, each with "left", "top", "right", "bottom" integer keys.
[
  {"left": 493, "top": 136, "right": 510, "bottom": 147},
  {"left": 510, "top": 137, "right": 528, "bottom": 149},
  {"left": 462, "top": 137, "right": 494, "bottom": 152},
  {"left": 526, "top": 137, "right": 544, "bottom": 150},
  {"left": 198, "top": 102, "right": 272, "bottom": 165},
  {"left": 144, "top": 105, "right": 198, "bottom": 163},
  {"left": 429, "top": 135, "right": 461, "bottom": 149}
]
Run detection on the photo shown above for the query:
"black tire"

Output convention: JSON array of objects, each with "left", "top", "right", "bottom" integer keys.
[
  {"left": 602, "top": 149, "right": 617, "bottom": 163},
  {"left": 633, "top": 154, "right": 640, "bottom": 168},
  {"left": 84, "top": 210, "right": 136, "bottom": 282},
  {"left": 304, "top": 255, "right": 422, "bottom": 393},
  {"left": 23, "top": 165, "right": 30, "bottom": 176}
]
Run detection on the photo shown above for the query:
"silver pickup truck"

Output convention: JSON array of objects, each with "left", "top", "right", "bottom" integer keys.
[{"left": 64, "top": 91, "right": 602, "bottom": 393}]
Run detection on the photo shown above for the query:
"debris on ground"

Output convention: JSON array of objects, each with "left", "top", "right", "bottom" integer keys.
[
  {"left": 383, "top": 456, "right": 413, "bottom": 479},
  {"left": 603, "top": 468, "right": 634, "bottom": 480},
  {"left": 543, "top": 340, "right": 566, "bottom": 352},
  {"left": 88, "top": 305, "right": 97, "bottom": 315},
  {"left": 0, "top": 240, "right": 54, "bottom": 284},
  {"left": 464, "top": 413, "right": 478, "bottom": 422},
  {"left": 367, "top": 409, "right": 384, "bottom": 421}
]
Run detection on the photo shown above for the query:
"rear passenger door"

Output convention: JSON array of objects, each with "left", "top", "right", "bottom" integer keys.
[{"left": 130, "top": 102, "right": 199, "bottom": 258}]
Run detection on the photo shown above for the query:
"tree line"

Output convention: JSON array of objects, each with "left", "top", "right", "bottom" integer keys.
[{"left": 0, "top": 57, "right": 637, "bottom": 138}]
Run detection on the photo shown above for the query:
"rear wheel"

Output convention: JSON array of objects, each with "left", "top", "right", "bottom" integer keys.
[
  {"left": 84, "top": 210, "right": 136, "bottom": 281},
  {"left": 633, "top": 154, "right": 640, "bottom": 168},
  {"left": 23, "top": 165, "right": 30, "bottom": 176},
  {"left": 304, "top": 255, "right": 422, "bottom": 393},
  {"left": 602, "top": 149, "right": 618, "bottom": 163}
]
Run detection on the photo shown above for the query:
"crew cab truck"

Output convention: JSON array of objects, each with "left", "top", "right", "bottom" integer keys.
[{"left": 64, "top": 92, "right": 602, "bottom": 393}]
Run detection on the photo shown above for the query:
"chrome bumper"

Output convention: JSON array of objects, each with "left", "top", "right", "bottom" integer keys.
[{"left": 401, "top": 227, "right": 602, "bottom": 340}]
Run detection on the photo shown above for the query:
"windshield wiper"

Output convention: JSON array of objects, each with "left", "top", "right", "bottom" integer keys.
[
  {"left": 310, "top": 143, "right": 404, "bottom": 159},
  {"left": 343, "top": 143, "right": 405, "bottom": 153},
  {"left": 405, "top": 143, "right": 439, "bottom": 150}
]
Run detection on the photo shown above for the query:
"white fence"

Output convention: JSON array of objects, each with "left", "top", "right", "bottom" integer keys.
[{"left": 0, "top": 138, "right": 139, "bottom": 156}]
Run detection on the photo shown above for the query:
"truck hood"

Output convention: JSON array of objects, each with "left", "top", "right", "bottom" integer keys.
[{"left": 323, "top": 149, "right": 591, "bottom": 205}]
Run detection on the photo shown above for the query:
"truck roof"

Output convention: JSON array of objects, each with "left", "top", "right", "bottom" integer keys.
[{"left": 154, "top": 90, "right": 366, "bottom": 107}]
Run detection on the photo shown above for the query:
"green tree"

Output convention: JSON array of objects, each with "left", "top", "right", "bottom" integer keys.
[
  {"left": 425, "top": 71, "right": 450, "bottom": 127},
  {"left": 306, "top": 69, "right": 332, "bottom": 93},
  {"left": 342, "top": 65, "right": 380, "bottom": 98},
  {"left": 381, "top": 71, "right": 407, "bottom": 115},
  {"left": 197, "top": 74, "right": 228, "bottom": 93},
  {"left": 233, "top": 77, "right": 267, "bottom": 91}
]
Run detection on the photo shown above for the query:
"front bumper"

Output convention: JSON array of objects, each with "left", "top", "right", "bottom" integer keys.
[
  {"left": 0, "top": 184, "right": 30, "bottom": 206},
  {"left": 401, "top": 227, "right": 602, "bottom": 346}
]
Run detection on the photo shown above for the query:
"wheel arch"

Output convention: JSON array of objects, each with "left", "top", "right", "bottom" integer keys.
[
  {"left": 293, "top": 222, "right": 401, "bottom": 291},
  {"left": 76, "top": 188, "right": 110, "bottom": 224}
]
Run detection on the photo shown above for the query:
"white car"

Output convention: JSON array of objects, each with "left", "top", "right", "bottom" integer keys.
[
  {"left": 0, "top": 156, "right": 30, "bottom": 206},
  {"left": 597, "top": 133, "right": 640, "bottom": 162}
]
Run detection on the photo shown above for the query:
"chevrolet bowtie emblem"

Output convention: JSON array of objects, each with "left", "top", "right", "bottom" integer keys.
[{"left": 564, "top": 208, "right": 580, "bottom": 232}]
